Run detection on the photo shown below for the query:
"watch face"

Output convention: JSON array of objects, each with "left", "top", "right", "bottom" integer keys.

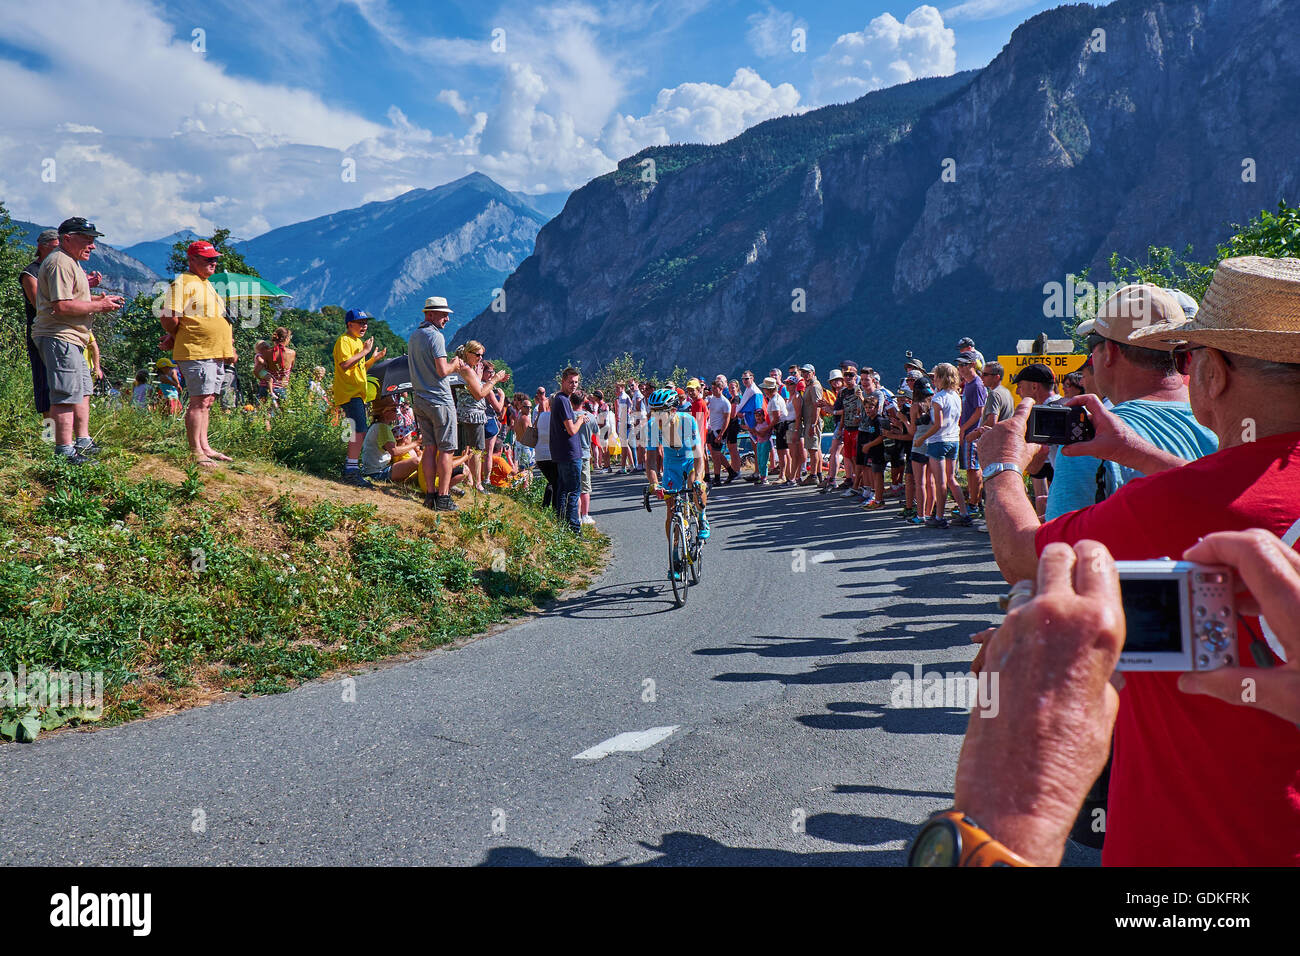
[{"left": 909, "top": 820, "right": 959, "bottom": 867}]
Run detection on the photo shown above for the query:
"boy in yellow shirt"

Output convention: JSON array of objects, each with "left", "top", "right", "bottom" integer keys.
[{"left": 333, "top": 309, "right": 387, "bottom": 487}]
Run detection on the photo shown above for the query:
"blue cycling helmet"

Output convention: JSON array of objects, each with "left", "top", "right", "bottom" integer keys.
[{"left": 648, "top": 387, "right": 679, "bottom": 410}]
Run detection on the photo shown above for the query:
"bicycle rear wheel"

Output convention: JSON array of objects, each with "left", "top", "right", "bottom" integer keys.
[
  {"left": 669, "top": 517, "right": 688, "bottom": 606},
  {"left": 687, "top": 514, "right": 702, "bottom": 584}
]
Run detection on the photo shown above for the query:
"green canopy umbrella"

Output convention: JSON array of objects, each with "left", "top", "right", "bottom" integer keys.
[{"left": 210, "top": 273, "right": 290, "bottom": 299}]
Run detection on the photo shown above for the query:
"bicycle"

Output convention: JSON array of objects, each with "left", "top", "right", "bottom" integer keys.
[{"left": 643, "top": 481, "right": 705, "bottom": 606}]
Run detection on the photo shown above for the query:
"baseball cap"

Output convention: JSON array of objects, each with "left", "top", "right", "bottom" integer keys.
[
  {"left": 914, "top": 380, "right": 935, "bottom": 397},
  {"left": 57, "top": 217, "right": 103, "bottom": 237},
  {"left": 957, "top": 336, "right": 976, "bottom": 349},
  {"left": 1074, "top": 284, "right": 1185, "bottom": 342},
  {"left": 1165, "top": 287, "right": 1200, "bottom": 320},
  {"left": 799, "top": 363, "right": 815, "bottom": 372},
  {"left": 955, "top": 353, "right": 976, "bottom": 366},
  {"left": 686, "top": 378, "right": 702, "bottom": 389},
  {"left": 36, "top": 228, "right": 59, "bottom": 245},
  {"left": 784, "top": 374, "right": 798, "bottom": 384},
  {"left": 1012, "top": 363, "right": 1055, "bottom": 386},
  {"left": 344, "top": 308, "right": 372, "bottom": 325},
  {"left": 899, "top": 384, "right": 913, "bottom": 397},
  {"left": 187, "top": 240, "right": 219, "bottom": 259}
]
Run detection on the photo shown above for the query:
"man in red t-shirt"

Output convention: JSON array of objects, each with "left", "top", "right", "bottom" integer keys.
[
  {"left": 685, "top": 378, "right": 709, "bottom": 480},
  {"left": 977, "top": 256, "right": 1300, "bottom": 866}
]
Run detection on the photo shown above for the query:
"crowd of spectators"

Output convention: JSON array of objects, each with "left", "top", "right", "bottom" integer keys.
[{"left": 18, "top": 216, "right": 1300, "bottom": 869}]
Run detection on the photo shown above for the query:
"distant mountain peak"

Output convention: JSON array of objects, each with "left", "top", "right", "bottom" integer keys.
[{"left": 238, "top": 171, "right": 549, "bottom": 335}]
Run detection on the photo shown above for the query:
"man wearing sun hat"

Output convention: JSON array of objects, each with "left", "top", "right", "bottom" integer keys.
[
  {"left": 1039, "top": 283, "right": 1218, "bottom": 520},
  {"left": 409, "top": 295, "right": 467, "bottom": 510},
  {"left": 977, "top": 256, "right": 1300, "bottom": 866}
]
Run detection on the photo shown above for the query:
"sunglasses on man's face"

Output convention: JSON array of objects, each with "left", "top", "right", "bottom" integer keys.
[{"left": 1171, "top": 344, "right": 1227, "bottom": 376}]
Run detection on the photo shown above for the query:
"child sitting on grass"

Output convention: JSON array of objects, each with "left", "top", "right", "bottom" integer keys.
[
  {"left": 489, "top": 446, "right": 532, "bottom": 491},
  {"left": 155, "top": 358, "right": 183, "bottom": 415},
  {"left": 362, "top": 397, "right": 421, "bottom": 484},
  {"left": 132, "top": 370, "right": 150, "bottom": 408}
]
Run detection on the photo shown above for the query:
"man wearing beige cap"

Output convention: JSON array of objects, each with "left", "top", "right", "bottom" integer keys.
[
  {"left": 1042, "top": 283, "right": 1218, "bottom": 519},
  {"left": 976, "top": 256, "right": 1300, "bottom": 866}
]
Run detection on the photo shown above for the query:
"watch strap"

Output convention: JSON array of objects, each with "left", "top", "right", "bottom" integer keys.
[
  {"left": 982, "top": 461, "right": 1023, "bottom": 480},
  {"left": 914, "top": 810, "right": 1035, "bottom": 867}
]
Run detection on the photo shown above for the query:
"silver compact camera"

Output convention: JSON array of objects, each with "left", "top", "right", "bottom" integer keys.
[{"left": 1115, "top": 560, "right": 1237, "bottom": 672}]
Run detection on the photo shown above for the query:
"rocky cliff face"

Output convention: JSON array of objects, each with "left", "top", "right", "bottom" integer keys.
[{"left": 456, "top": 0, "right": 1300, "bottom": 385}]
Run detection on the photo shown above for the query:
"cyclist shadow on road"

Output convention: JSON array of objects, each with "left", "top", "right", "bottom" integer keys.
[{"left": 549, "top": 580, "right": 684, "bottom": 619}]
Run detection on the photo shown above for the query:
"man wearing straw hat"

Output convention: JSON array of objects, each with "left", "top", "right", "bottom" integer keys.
[
  {"left": 1041, "top": 284, "right": 1219, "bottom": 520},
  {"left": 974, "top": 256, "right": 1300, "bottom": 866}
]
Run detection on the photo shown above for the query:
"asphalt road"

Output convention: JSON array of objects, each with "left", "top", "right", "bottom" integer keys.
[{"left": 0, "top": 471, "right": 1098, "bottom": 866}]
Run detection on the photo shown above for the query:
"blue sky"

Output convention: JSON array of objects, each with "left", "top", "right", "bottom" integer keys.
[{"left": 0, "top": 0, "right": 1065, "bottom": 244}]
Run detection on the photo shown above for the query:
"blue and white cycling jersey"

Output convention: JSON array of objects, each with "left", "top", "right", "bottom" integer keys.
[{"left": 648, "top": 410, "right": 701, "bottom": 492}]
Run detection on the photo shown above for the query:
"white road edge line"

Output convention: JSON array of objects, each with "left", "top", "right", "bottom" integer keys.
[{"left": 573, "top": 726, "right": 680, "bottom": 761}]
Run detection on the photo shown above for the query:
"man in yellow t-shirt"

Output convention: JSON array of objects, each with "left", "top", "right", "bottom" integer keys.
[
  {"left": 334, "top": 309, "right": 387, "bottom": 487},
  {"left": 159, "top": 240, "right": 233, "bottom": 466},
  {"left": 32, "top": 217, "right": 125, "bottom": 463}
]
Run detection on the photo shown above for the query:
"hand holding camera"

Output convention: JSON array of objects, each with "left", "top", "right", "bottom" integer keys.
[
  {"left": 1176, "top": 530, "right": 1300, "bottom": 724},
  {"left": 957, "top": 540, "right": 1126, "bottom": 866},
  {"left": 1025, "top": 403, "right": 1095, "bottom": 445}
]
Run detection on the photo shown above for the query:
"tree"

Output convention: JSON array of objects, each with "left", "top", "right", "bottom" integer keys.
[
  {"left": 1062, "top": 200, "right": 1296, "bottom": 347},
  {"left": 1219, "top": 199, "right": 1300, "bottom": 260},
  {"left": 0, "top": 202, "right": 34, "bottom": 363},
  {"left": 585, "top": 352, "right": 646, "bottom": 398}
]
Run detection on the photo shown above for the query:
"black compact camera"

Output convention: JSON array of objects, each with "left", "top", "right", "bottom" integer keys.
[{"left": 1025, "top": 404, "right": 1094, "bottom": 445}]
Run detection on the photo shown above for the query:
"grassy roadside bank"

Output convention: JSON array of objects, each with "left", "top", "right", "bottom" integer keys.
[{"left": 0, "top": 394, "right": 607, "bottom": 742}]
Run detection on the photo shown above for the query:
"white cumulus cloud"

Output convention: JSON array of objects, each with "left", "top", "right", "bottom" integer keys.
[
  {"left": 601, "top": 68, "right": 802, "bottom": 158},
  {"left": 813, "top": 6, "right": 956, "bottom": 104}
]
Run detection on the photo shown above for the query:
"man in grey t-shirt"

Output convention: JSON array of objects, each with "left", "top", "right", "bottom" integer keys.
[
  {"left": 407, "top": 296, "right": 465, "bottom": 510},
  {"left": 979, "top": 362, "right": 1015, "bottom": 427}
]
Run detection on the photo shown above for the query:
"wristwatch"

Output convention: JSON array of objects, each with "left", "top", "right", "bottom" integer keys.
[
  {"left": 981, "top": 461, "right": 1023, "bottom": 481},
  {"left": 908, "top": 809, "right": 1034, "bottom": 867}
]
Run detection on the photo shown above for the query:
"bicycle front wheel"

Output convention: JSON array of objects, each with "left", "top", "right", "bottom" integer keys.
[{"left": 669, "top": 517, "right": 688, "bottom": 607}]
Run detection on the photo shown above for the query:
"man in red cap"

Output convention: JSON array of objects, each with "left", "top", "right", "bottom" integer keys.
[{"left": 159, "top": 240, "right": 235, "bottom": 466}]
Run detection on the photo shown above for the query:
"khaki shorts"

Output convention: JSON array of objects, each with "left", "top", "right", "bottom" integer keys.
[
  {"left": 414, "top": 400, "right": 458, "bottom": 453},
  {"left": 35, "top": 336, "right": 93, "bottom": 405},
  {"left": 176, "top": 358, "right": 228, "bottom": 397},
  {"left": 802, "top": 429, "right": 820, "bottom": 452},
  {"left": 581, "top": 457, "right": 593, "bottom": 494}
]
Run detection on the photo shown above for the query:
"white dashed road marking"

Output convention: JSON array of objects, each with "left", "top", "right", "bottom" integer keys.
[{"left": 573, "top": 726, "right": 680, "bottom": 761}]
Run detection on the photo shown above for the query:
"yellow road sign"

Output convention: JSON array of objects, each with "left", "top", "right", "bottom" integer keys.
[{"left": 996, "top": 353, "right": 1087, "bottom": 379}]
